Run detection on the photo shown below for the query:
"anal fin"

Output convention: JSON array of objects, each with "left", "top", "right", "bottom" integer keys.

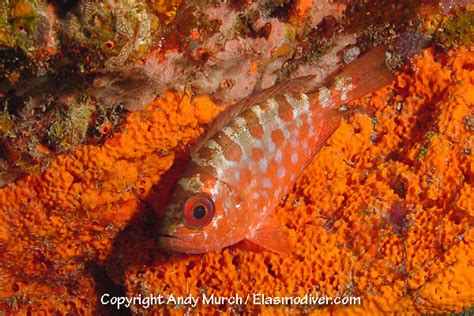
[{"left": 247, "top": 217, "right": 293, "bottom": 255}]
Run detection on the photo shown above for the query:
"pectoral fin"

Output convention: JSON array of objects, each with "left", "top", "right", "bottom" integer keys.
[{"left": 247, "top": 217, "right": 293, "bottom": 255}]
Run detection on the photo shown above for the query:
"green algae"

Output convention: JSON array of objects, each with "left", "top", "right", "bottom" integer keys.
[
  {"left": 435, "top": 11, "right": 474, "bottom": 49},
  {"left": 45, "top": 96, "right": 95, "bottom": 151},
  {"left": 418, "top": 130, "right": 436, "bottom": 159},
  {"left": 0, "top": 0, "right": 46, "bottom": 52},
  {"left": 0, "top": 111, "right": 12, "bottom": 138}
]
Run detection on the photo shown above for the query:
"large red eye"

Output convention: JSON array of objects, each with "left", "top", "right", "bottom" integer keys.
[{"left": 183, "top": 193, "right": 215, "bottom": 228}]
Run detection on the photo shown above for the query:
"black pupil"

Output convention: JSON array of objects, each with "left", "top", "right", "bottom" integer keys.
[{"left": 193, "top": 205, "right": 207, "bottom": 219}]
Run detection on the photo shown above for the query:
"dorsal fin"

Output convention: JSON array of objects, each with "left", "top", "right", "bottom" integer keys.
[
  {"left": 192, "top": 46, "right": 395, "bottom": 155},
  {"left": 191, "top": 74, "right": 318, "bottom": 155},
  {"left": 323, "top": 45, "right": 395, "bottom": 104}
]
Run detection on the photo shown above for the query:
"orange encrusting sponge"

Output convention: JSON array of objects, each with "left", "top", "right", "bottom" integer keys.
[{"left": 0, "top": 46, "right": 472, "bottom": 314}]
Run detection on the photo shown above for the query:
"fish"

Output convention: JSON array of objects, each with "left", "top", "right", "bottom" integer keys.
[{"left": 159, "top": 46, "right": 395, "bottom": 254}]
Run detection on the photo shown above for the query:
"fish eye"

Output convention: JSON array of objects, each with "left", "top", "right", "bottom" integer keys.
[
  {"left": 183, "top": 193, "right": 215, "bottom": 228},
  {"left": 193, "top": 205, "right": 207, "bottom": 219}
]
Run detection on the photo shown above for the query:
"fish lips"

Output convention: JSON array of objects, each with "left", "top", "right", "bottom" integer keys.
[{"left": 158, "top": 234, "right": 199, "bottom": 254}]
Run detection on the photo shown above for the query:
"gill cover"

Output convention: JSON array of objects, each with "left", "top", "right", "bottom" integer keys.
[{"left": 160, "top": 176, "right": 248, "bottom": 253}]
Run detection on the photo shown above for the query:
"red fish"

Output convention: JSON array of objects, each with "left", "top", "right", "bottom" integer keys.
[{"left": 159, "top": 47, "right": 395, "bottom": 254}]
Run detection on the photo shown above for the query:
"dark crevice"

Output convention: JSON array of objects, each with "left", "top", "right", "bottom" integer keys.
[
  {"left": 87, "top": 262, "right": 132, "bottom": 316},
  {"left": 47, "top": 0, "right": 80, "bottom": 17}
]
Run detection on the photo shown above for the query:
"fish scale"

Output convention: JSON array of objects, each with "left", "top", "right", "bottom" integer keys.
[
  {"left": 160, "top": 46, "right": 395, "bottom": 254},
  {"left": 195, "top": 92, "right": 318, "bottom": 218}
]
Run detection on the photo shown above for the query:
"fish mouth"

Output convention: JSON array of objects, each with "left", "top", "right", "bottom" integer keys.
[
  {"left": 158, "top": 232, "right": 190, "bottom": 243},
  {"left": 158, "top": 233, "right": 194, "bottom": 251},
  {"left": 158, "top": 233, "right": 212, "bottom": 254}
]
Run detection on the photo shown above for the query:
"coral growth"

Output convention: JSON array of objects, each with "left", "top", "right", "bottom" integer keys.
[{"left": 1, "top": 0, "right": 440, "bottom": 183}]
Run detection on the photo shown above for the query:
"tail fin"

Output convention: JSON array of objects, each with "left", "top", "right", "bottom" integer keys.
[{"left": 326, "top": 46, "right": 396, "bottom": 105}]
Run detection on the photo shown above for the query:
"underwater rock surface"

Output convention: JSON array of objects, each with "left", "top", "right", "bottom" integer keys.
[
  {"left": 0, "top": 0, "right": 473, "bottom": 314},
  {"left": 0, "top": 45, "right": 472, "bottom": 315},
  {"left": 3, "top": 0, "right": 470, "bottom": 184}
]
